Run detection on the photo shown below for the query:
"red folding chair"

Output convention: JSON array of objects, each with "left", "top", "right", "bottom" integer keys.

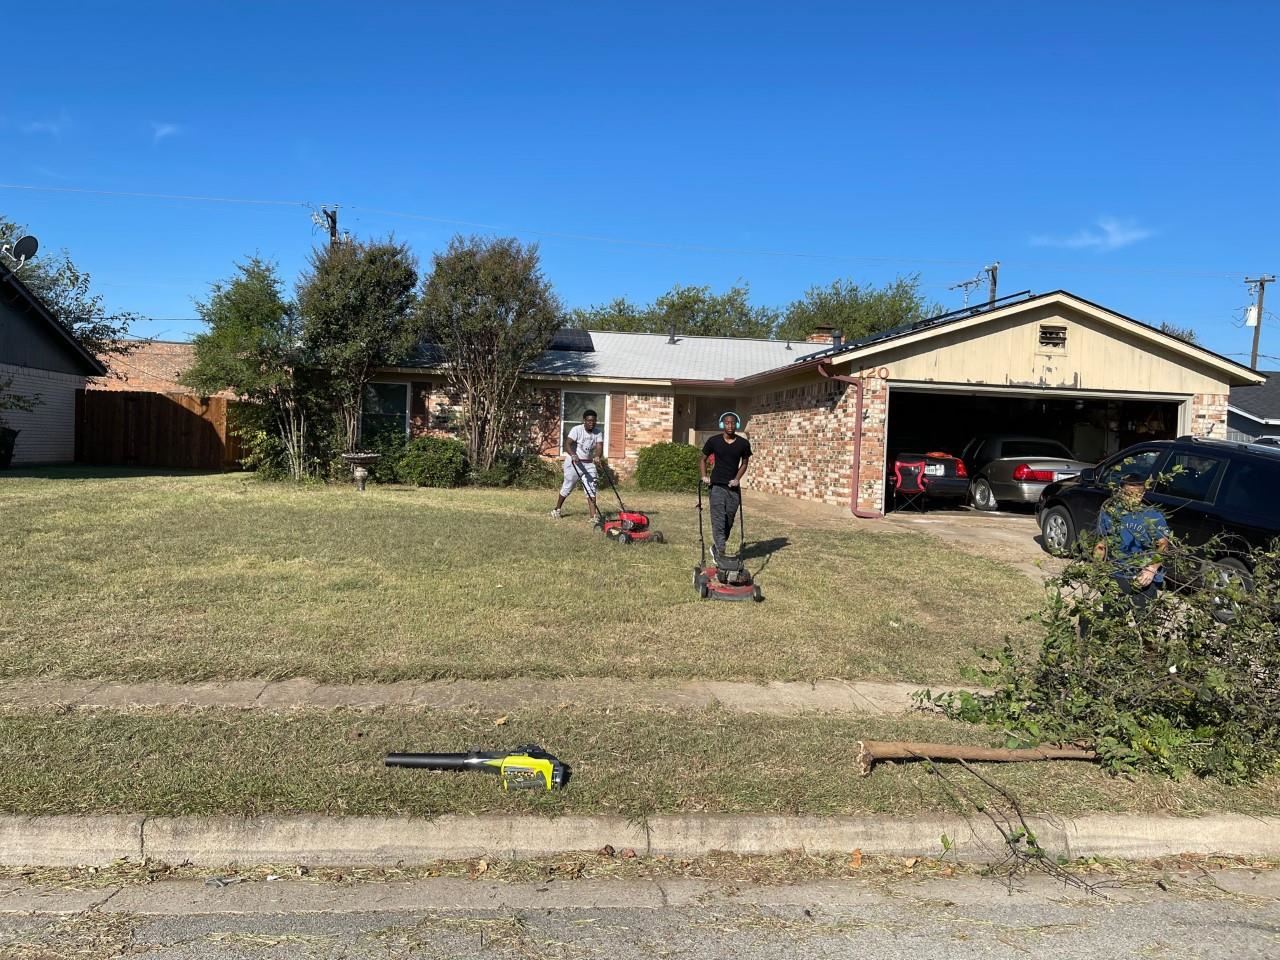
[{"left": 892, "top": 458, "right": 929, "bottom": 512}]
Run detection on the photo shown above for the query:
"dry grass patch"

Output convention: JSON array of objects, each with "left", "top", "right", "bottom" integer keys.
[
  {"left": 0, "top": 471, "right": 1041, "bottom": 684},
  {"left": 0, "top": 707, "right": 1274, "bottom": 819}
]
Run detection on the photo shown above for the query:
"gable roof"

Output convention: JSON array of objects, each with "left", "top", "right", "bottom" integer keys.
[
  {"left": 0, "top": 260, "right": 107, "bottom": 376},
  {"left": 795, "top": 290, "right": 1264, "bottom": 387},
  {"left": 1229, "top": 372, "right": 1280, "bottom": 424}
]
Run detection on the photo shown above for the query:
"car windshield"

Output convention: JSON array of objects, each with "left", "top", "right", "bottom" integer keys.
[{"left": 1000, "top": 440, "right": 1074, "bottom": 459}]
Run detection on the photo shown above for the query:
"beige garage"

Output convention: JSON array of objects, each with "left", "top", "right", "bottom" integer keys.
[{"left": 741, "top": 290, "right": 1265, "bottom": 516}]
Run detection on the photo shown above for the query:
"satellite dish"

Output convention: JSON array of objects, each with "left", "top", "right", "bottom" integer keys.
[{"left": 12, "top": 236, "right": 38, "bottom": 263}]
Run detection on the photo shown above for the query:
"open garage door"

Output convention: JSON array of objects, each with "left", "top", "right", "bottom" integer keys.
[{"left": 885, "top": 387, "right": 1183, "bottom": 508}]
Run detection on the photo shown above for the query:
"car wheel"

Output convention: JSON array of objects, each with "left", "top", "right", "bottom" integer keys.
[
  {"left": 1201, "top": 558, "right": 1254, "bottom": 625},
  {"left": 970, "top": 478, "right": 998, "bottom": 512},
  {"left": 1040, "top": 506, "right": 1075, "bottom": 557}
]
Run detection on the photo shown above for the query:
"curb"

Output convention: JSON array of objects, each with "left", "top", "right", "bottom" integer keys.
[{"left": 3, "top": 813, "right": 1278, "bottom": 867}]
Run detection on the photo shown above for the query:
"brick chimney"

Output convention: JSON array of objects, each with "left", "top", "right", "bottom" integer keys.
[{"left": 806, "top": 324, "right": 836, "bottom": 344}]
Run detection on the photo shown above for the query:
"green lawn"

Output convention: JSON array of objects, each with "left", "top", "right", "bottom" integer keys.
[
  {"left": 1, "top": 707, "right": 1274, "bottom": 818},
  {"left": 0, "top": 470, "right": 1041, "bottom": 684}
]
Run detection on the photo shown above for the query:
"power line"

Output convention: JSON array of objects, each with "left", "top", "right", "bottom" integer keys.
[
  {"left": 0, "top": 180, "right": 1255, "bottom": 280},
  {"left": 0, "top": 182, "right": 311, "bottom": 209}
]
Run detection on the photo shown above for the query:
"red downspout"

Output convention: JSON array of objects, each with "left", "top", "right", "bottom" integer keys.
[{"left": 818, "top": 360, "right": 883, "bottom": 519}]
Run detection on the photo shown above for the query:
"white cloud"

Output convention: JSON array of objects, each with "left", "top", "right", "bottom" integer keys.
[
  {"left": 151, "top": 122, "right": 182, "bottom": 143},
  {"left": 22, "top": 111, "right": 71, "bottom": 137},
  {"left": 1031, "top": 217, "right": 1155, "bottom": 252}
]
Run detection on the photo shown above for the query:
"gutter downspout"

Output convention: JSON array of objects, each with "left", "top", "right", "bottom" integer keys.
[{"left": 818, "top": 360, "right": 883, "bottom": 519}]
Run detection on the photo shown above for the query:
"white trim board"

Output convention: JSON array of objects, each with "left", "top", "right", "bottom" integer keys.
[{"left": 1227, "top": 404, "right": 1280, "bottom": 425}]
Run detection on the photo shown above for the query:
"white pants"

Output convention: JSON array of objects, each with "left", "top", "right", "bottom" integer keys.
[{"left": 560, "top": 459, "right": 597, "bottom": 498}]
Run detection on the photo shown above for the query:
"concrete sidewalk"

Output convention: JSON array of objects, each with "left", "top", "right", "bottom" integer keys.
[
  {"left": 0, "top": 677, "right": 940, "bottom": 716},
  {"left": 3, "top": 812, "right": 1278, "bottom": 868}
]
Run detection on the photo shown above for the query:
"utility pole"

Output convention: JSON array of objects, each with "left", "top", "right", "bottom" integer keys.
[
  {"left": 322, "top": 208, "right": 339, "bottom": 249},
  {"left": 984, "top": 261, "right": 1000, "bottom": 305},
  {"left": 1246, "top": 274, "right": 1275, "bottom": 370}
]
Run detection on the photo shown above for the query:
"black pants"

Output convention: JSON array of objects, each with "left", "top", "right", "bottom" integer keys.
[{"left": 709, "top": 484, "right": 740, "bottom": 557}]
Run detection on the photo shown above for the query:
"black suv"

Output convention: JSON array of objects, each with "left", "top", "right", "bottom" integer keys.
[{"left": 1036, "top": 438, "right": 1280, "bottom": 583}]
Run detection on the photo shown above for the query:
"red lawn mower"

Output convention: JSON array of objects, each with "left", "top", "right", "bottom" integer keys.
[
  {"left": 693, "top": 481, "right": 762, "bottom": 602},
  {"left": 569, "top": 457, "right": 664, "bottom": 545}
]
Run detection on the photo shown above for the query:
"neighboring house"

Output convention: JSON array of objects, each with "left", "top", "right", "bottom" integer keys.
[
  {"left": 88, "top": 339, "right": 236, "bottom": 398},
  {"left": 375, "top": 289, "right": 1263, "bottom": 516},
  {"left": 1227, "top": 371, "right": 1279, "bottom": 443},
  {"left": 0, "top": 260, "right": 106, "bottom": 465}
]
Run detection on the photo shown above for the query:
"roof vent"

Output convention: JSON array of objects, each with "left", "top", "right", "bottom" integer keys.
[
  {"left": 831, "top": 330, "right": 843, "bottom": 350},
  {"left": 667, "top": 322, "right": 677, "bottom": 345}
]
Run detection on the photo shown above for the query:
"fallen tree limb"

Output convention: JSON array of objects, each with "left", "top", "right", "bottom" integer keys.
[{"left": 856, "top": 740, "right": 1098, "bottom": 776}]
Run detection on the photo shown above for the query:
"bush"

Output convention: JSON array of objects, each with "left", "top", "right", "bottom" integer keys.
[
  {"left": 235, "top": 428, "right": 289, "bottom": 481},
  {"left": 636, "top": 442, "right": 700, "bottom": 492},
  {"left": 365, "top": 430, "right": 409, "bottom": 484},
  {"left": 470, "top": 452, "right": 563, "bottom": 489},
  {"left": 927, "top": 540, "right": 1280, "bottom": 784},
  {"left": 398, "top": 436, "right": 468, "bottom": 487}
]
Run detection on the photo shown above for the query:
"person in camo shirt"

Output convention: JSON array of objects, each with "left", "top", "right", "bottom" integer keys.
[{"left": 550, "top": 409, "right": 604, "bottom": 523}]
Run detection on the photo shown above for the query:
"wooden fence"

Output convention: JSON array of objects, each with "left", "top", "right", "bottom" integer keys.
[{"left": 76, "top": 390, "right": 243, "bottom": 470}]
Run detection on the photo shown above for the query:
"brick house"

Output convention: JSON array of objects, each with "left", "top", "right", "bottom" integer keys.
[
  {"left": 373, "top": 289, "right": 1263, "bottom": 515},
  {"left": 89, "top": 340, "right": 236, "bottom": 399}
]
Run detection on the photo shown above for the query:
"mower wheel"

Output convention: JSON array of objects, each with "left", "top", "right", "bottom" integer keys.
[
  {"left": 697, "top": 577, "right": 709, "bottom": 599},
  {"left": 752, "top": 584, "right": 763, "bottom": 602},
  {"left": 651, "top": 531, "right": 665, "bottom": 544},
  {"left": 617, "top": 532, "right": 632, "bottom": 545}
]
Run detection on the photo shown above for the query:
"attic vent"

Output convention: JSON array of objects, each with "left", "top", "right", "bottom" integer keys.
[{"left": 1038, "top": 324, "right": 1068, "bottom": 350}]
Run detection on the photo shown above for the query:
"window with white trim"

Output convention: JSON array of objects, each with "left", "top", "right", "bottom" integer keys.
[
  {"left": 561, "top": 391, "right": 607, "bottom": 454},
  {"left": 361, "top": 382, "right": 409, "bottom": 443}
]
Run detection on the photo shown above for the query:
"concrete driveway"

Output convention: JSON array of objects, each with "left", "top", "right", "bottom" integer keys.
[
  {"left": 749, "top": 492, "right": 1064, "bottom": 582},
  {"left": 883, "top": 505, "right": 1065, "bottom": 581}
]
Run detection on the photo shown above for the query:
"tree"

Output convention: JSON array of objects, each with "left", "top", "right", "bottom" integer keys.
[
  {"left": 183, "top": 259, "right": 313, "bottom": 480},
  {"left": 572, "top": 283, "right": 777, "bottom": 337},
  {"left": 1157, "top": 321, "right": 1200, "bottom": 345},
  {"left": 0, "top": 215, "right": 136, "bottom": 360},
  {"left": 297, "top": 239, "right": 420, "bottom": 454},
  {"left": 776, "top": 275, "right": 943, "bottom": 343},
  {"left": 418, "top": 235, "right": 563, "bottom": 471}
]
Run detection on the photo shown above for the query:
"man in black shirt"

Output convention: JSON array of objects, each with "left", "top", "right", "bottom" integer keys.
[{"left": 700, "top": 412, "right": 752, "bottom": 563}]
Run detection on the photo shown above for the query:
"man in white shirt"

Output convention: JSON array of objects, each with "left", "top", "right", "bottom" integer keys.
[{"left": 551, "top": 409, "right": 604, "bottom": 522}]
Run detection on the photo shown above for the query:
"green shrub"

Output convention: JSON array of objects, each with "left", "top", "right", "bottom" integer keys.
[
  {"left": 636, "top": 442, "right": 700, "bottom": 492},
  {"left": 398, "top": 437, "right": 468, "bottom": 487},
  {"left": 235, "top": 428, "right": 289, "bottom": 481},
  {"left": 470, "top": 452, "right": 563, "bottom": 489},
  {"left": 511, "top": 455, "right": 562, "bottom": 490},
  {"left": 926, "top": 539, "right": 1280, "bottom": 784},
  {"left": 364, "top": 431, "right": 409, "bottom": 484}
]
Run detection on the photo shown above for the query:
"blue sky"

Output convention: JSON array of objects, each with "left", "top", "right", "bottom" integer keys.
[{"left": 2, "top": 2, "right": 1278, "bottom": 362}]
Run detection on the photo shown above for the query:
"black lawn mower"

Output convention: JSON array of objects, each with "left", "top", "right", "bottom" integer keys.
[{"left": 693, "top": 481, "right": 762, "bottom": 602}]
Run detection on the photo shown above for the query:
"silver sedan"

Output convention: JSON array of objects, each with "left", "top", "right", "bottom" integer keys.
[{"left": 961, "top": 435, "right": 1094, "bottom": 511}]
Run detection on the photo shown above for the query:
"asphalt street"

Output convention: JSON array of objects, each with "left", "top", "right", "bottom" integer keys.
[{"left": 2, "top": 870, "right": 1277, "bottom": 959}]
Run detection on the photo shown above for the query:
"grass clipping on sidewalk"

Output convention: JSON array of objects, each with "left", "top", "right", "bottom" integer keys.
[{"left": 1, "top": 707, "right": 1275, "bottom": 818}]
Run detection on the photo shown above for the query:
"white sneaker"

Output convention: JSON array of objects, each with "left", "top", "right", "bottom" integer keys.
[{"left": 550, "top": 508, "right": 562, "bottom": 519}]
